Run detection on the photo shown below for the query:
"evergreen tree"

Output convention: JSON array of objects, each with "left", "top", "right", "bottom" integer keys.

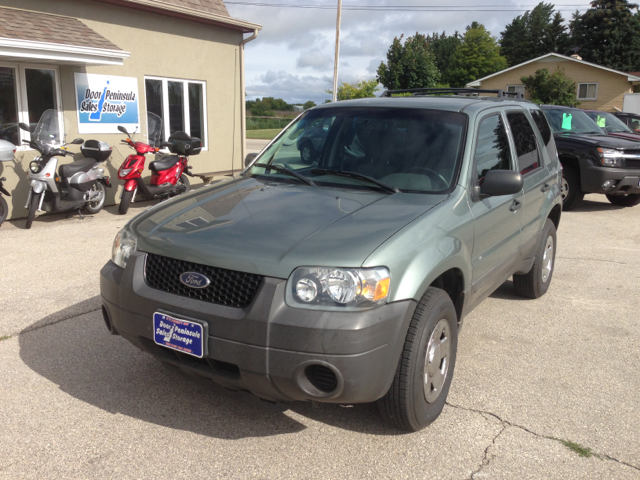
[
  {"left": 426, "top": 31, "right": 462, "bottom": 85},
  {"left": 448, "top": 23, "right": 508, "bottom": 87},
  {"left": 570, "top": 0, "right": 640, "bottom": 71},
  {"left": 377, "top": 33, "right": 441, "bottom": 90}
]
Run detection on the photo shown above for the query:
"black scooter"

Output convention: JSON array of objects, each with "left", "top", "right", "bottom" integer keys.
[{"left": 0, "top": 176, "right": 9, "bottom": 226}]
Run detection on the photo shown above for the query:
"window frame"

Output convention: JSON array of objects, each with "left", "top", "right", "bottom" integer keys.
[
  {"left": 577, "top": 82, "right": 598, "bottom": 101},
  {"left": 504, "top": 108, "right": 544, "bottom": 177},
  {"left": 0, "top": 61, "right": 64, "bottom": 149},
  {"left": 144, "top": 75, "right": 208, "bottom": 151},
  {"left": 471, "top": 110, "right": 516, "bottom": 190}
]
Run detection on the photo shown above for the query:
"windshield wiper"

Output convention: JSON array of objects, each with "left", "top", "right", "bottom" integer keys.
[
  {"left": 251, "top": 163, "right": 316, "bottom": 186},
  {"left": 311, "top": 168, "right": 399, "bottom": 194}
]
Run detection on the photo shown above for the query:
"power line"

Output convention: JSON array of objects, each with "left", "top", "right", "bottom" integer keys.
[{"left": 225, "top": 2, "right": 591, "bottom": 11}]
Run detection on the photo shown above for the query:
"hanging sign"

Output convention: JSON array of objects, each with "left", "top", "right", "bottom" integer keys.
[{"left": 74, "top": 73, "right": 139, "bottom": 134}]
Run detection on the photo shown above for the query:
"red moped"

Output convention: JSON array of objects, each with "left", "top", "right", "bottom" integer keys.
[{"left": 117, "top": 113, "right": 200, "bottom": 214}]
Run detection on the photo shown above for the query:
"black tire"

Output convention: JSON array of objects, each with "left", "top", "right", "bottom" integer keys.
[
  {"left": 118, "top": 189, "right": 134, "bottom": 215},
  {"left": 513, "top": 219, "right": 557, "bottom": 299},
  {"left": 605, "top": 193, "right": 640, "bottom": 207},
  {"left": 178, "top": 174, "right": 190, "bottom": 194},
  {"left": 300, "top": 143, "right": 315, "bottom": 164},
  {"left": 560, "top": 165, "right": 583, "bottom": 211},
  {"left": 378, "top": 287, "right": 458, "bottom": 432},
  {"left": 84, "top": 182, "right": 106, "bottom": 215},
  {"left": 25, "top": 191, "right": 40, "bottom": 230},
  {"left": 0, "top": 195, "right": 7, "bottom": 226}
]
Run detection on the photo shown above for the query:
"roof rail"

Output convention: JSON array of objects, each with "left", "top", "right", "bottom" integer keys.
[{"left": 380, "top": 88, "right": 525, "bottom": 99}]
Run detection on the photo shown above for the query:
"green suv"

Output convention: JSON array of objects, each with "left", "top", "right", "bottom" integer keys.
[{"left": 101, "top": 89, "right": 562, "bottom": 431}]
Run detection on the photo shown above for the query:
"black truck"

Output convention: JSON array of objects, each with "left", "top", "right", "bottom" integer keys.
[{"left": 541, "top": 105, "right": 640, "bottom": 210}]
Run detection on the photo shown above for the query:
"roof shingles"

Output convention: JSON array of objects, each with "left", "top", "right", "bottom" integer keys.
[
  {"left": 141, "top": 0, "right": 230, "bottom": 17},
  {"left": 0, "top": 7, "right": 122, "bottom": 50}
]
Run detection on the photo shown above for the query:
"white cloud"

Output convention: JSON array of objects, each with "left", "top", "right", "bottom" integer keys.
[{"left": 297, "top": 49, "right": 333, "bottom": 70}]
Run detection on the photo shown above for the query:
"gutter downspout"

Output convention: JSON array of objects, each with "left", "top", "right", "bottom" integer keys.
[{"left": 240, "top": 29, "right": 259, "bottom": 168}]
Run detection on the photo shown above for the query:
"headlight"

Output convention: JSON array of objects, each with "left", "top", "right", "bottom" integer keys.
[
  {"left": 29, "top": 160, "right": 42, "bottom": 173},
  {"left": 112, "top": 227, "right": 137, "bottom": 268},
  {"left": 286, "top": 266, "right": 390, "bottom": 310},
  {"left": 119, "top": 167, "right": 133, "bottom": 176},
  {"left": 597, "top": 147, "right": 623, "bottom": 167}
]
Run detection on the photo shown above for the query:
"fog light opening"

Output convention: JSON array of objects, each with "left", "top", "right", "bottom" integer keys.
[{"left": 305, "top": 365, "right": 338, "bottom": 393}]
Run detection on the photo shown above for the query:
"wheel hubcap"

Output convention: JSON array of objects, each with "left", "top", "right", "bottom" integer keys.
[
  {"left": 424, "top": 319, "right": 451, "bottom": 403},
  {"left": 302, "top": 147, "right": 311, "bottom": 161},
  {"left": 541, "top": 235, "right": 554, "bottom": 283},
  {"left": 560, "top": 178, "right": 569, "bottom": 200}
]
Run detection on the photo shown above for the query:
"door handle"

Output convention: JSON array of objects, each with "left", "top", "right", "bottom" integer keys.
[
  {"left": 541, "top": 183, "right": 552, "bottom": 192},
  {"left": 510, "top": 199, "right": 522, "bottom": 212}
]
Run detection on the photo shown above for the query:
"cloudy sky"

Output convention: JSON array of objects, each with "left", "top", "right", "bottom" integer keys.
[{"left": 225, "top": 0, "right": 591, "bottom": 104}]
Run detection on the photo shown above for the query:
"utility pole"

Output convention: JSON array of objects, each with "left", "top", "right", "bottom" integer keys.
[{"left": 332, "top": 0, "right": 342, "bottom": 103}]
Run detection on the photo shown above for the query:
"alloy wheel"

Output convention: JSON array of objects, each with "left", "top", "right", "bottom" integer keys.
[
  {"left": 560, "top": 177, "right": 569, "bottom": 201},
  {"left": 541, "top": 235, "right": 554, "bottom": 283},
  {"left": 424, "top": 319, "right": 451, "bottom": 403}
]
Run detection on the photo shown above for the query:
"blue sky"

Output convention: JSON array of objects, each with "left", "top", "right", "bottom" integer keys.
[{"left": 226, "top": 1, "right": 590, "bottom": 104}]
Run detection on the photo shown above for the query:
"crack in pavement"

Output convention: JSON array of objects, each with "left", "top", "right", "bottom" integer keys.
[
  {"left": 447, "top": 402, "right": 640, "bottom": 473},
  {"left": 468, "top": 421, "right": 507, "bottom": 480}
]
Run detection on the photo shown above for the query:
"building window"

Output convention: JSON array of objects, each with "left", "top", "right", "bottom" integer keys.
[
  {"left": 0, "top": 63, "right": 62, "bottom": 148},
  {"left": 577, "top": 83, "right": 598, "bottom": 100},
  {"left": 144, "top": 76, "right": 207, "bottom": 149},
  {"left": 507, "top": 85, "right": 525, "bottom": 96}
]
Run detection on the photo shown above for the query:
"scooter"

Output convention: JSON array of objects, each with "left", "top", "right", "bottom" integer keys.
[
  {"left": 0, "top": 139, "right": 16, "bottom": 226},
  {"left": 116, "top": 112, "right": 200, "bottom": 214},
  {"left": 20, "top": 110, "right": 112, "bottom": 229}
]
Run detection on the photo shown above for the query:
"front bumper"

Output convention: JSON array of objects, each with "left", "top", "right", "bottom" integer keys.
[
  {"left": 100, "top": 252, "right": 416, "bottom": 404},
  {"left": 581, "top": 164, "right": 640, "bottom": 194}
]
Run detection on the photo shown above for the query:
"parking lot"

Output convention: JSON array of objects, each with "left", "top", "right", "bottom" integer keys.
[{"left": 1, "top": 193, "right": 639, "bottom": 479}]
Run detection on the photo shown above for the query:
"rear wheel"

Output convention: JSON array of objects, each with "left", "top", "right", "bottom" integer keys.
[
  {"left": 118, "top": 189, "right": 134, "bottom": 215},
  {"left": 513, "top": 219, "right": 557, "bottom": 299},
  {"left": 0, "top": 195, "right": 7, "bottom": 226},
  {"left": 561, "top": 165, "right": 583, "bottom": 211},
  {"left": 377, "top": 287, "right": 458, "bottom": 431},
  {"left": 177, "top": 174, "right": 190, "bottom": 194},
  {"left": 84, "top": 182, "right": 106, "bottom": 214},
  {"left": 606, "top": 193, "right": 640, "bottom": 207},
  {"left": 25, "top": 191, "right": 41, "bottom": 229},
  {"left": 300, "top": 143, "right": 315, "bottom": 164}
]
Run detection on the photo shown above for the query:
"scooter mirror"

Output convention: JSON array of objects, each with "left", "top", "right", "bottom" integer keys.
[
  {"left": 117, "top": 125, "right": 129, "bottom": 136},
  {"left": 71, "top": 138, "right": 84, "bottom": 145},
  {"left": 19, "top": 123, "right": 31, "bottom": 133}
]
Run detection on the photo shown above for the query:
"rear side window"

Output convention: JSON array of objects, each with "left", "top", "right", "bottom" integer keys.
[
  {"left": 474, "top": 114, "right": 512, "bottom": 184},
  {"left": 531, "top": 110, "right": 555, "bottom": 161},
  {"left": 507, "top": 111, "right": 540, "bottom": 175}
]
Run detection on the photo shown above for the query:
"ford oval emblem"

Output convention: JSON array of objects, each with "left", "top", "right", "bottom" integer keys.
[{"left": 179, "top": 272, "right": 210, "bottom": 289}]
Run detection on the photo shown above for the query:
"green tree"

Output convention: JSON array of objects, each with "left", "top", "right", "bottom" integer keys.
[
  {"left": 426, "top": 31, "right": 462, "bottom": 85},
  {"left": 521, "top": 68, "right": 581, "bottom": 106},
  {"left": 246, "top": 97, "right": 294, "bottom": 116},
  {"left": 448, "top": 22, "right": 508, "bottom": 88},
  {"left": 376, "top": 33, "right": 441, "bottom": 90},
  {"left": 326, "top": 79, "right": 379, "bottom": 101},
  {"left": 303, "top": 100, "right": 316, "bottom": 110},
  {"left": 570, "top": 0, "right": 640, "bottom": 71},
  {"left": 500, "top": 3, "right": 570, "bottom": 66}
]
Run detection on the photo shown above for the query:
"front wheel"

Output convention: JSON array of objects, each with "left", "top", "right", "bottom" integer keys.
[
  {"left": 0, "top": 195, "right": 7, "bottom": 226},
  {"left": 119, "top": 189, "right": 134, "bottom": 215},
  {"left": 177, "top": 174, "right": 190, "bottom": 195},
  {"left": 300, "top": 143, "right": 315, "bottom": 164},
  {"left": 560, "top": 165, "right": 583, "bottom": 211},
  {"left": 84, "top": 182, "right": 106, "bottom": 214},
  {"left": 25, "top": 191, "right": 41, "bottom": 229},
  {"left": 606, "top": 193, "right": 640, "bottom": 207},
  {"left": 378, "top": 287, "right": 458, "bottom": 431},
  {"left": 513, "top": 218, "right": 557, "bottom": 299}
]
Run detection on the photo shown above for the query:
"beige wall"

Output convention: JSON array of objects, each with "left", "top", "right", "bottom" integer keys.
[
  {"left": 478, "top": 58, "right": 633, "bottom": 112},
  {"left": 0, "top": 0, "right": 244, "bottom": 220}
]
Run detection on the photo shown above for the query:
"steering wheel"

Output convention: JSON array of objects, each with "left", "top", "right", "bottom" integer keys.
[{"left": 405, "top": 165, "right": 449, "bottom": 190}]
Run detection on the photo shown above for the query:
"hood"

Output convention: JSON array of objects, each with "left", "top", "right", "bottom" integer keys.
[
  {"left": 131, "top": 177, "right": 446, "bottom": 278},
  {"left": 554, "top": 132, "right": 640, "bottom": 150},
  {"left": 607, "top": 131, "right": 640, "bottom": 143}
]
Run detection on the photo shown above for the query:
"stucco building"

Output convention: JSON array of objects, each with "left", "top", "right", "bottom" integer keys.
[
  {"left": 467, "top": 53, "right": 640, "bottom": 112},
  {"left": 0, "top": 0, "right": 260, "bottom": 220}
]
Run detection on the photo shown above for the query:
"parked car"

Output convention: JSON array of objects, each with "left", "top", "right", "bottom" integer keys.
[
  {"left": 101, "top": 89, "right": 562, "bottom": 432},
  {"left": 584, "top": 110, "right": 640, "bottom": 141},
  {"left": 296, "top": 116, "right": 333, "bottom": 164},
  {"left": 541, "top": 105, "right": 640, "bottom": 209},
  {"left": 614, "top": 112, "right": 640, "bottom": 132}
]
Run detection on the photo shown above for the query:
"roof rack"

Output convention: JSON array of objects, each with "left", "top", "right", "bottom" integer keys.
[{"left": 380, "top": 88, "right": 525, "bottom": 99}]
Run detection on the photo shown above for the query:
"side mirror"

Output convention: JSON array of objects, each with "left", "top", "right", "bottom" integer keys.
[
  {"left": 245, "top": 152, "right": 258, "bottom": 167},
  {"left": 479, "top": 170, "right": 523, "bottom": 197},
  {"left": 71, "top": 138, "right": 84, "bottom": 145},
  {"left": 117, "top": 125, "right": 129, "bottom": 136},
  {"left": 19, "top": 123, "right": 31, "bottom": 133}
]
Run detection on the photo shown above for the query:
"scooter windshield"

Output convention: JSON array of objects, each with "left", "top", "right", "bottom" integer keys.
[
  {"left": 130, "top": 112, "right": 163, "bottom": 147},
  {"left": 32, "top": 110, "right": 63, "bottom": 147}
]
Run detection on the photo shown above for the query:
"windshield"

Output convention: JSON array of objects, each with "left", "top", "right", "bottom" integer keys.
[
  {"left": 129, "top": 112, "right": 163, "bottom": 147},
  {"left": 585, "top": 111, "right": 632, "bottom": 133},
  {"left": 542, "top": 108, "right": 604, "bottom": 135},
  {"left": 247, "top": 107, "right": 467, "bottom": 194},
  {"left": 32, "top": 109, "right": 64, "bottom": 146}
]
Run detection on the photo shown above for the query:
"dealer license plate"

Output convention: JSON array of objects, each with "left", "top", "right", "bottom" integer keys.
[{"left": 153, "top": 312, "right": 205, "bottom": 358}]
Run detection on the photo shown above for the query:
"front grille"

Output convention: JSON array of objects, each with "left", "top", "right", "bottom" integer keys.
[
  {"left": 144, "top": 253, "right": 263, "bottom": 308},
  {"left": 625, "top": 158, "right": 640, "bottom": 168}
]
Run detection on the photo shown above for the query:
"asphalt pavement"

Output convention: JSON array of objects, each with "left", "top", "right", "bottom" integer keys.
[{"left": 0, "top": 194, "right": 639, "bottom": 479}]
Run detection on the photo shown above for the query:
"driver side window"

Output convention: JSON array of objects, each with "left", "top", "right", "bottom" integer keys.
[{"left": 474, "top": 114, "right": 512, "bottom": 185}]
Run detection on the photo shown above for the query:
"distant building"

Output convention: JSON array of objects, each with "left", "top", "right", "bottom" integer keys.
[
  {"left": 467, "top": 53, "right": 640, "bottom": 112},
  {"left": 293, "top": 105, "right": 305, "bottom": 112}
]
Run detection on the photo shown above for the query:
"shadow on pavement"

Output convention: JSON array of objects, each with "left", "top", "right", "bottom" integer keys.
[
  {"left": 19, "top": 298, "right": 404, "bottom": 439},
  {"left": 570, "top": 199, "right": 623, "bottom": 213},
  {"left": 489, "top": 280, "right": 529, "bottom": 301}
]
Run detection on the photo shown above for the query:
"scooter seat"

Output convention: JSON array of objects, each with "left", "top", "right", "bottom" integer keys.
[
  {"left": 59, "top": 159, "right": 97, "bottom": 178},
  {"left": 149, "top": 155, "right": 180, "bottom": 173}
]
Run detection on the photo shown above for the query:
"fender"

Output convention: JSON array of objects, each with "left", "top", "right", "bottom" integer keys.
[
  {"left": 124, "top": 179, "right": 137, "bottom": 192},
  {"left": 30, "top": 179, "right": 46, "bottom": 194}
]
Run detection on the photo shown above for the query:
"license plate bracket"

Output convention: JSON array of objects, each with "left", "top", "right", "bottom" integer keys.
[{"left": 153, "top": 312, "right": 207, "bottom": 358}]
